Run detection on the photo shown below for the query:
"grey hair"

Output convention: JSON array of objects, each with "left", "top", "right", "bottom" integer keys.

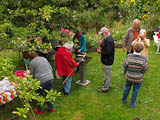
[
  {"left": 133, "top": 19, "right": 140, "bottom": 24},
  {"left": 63, "top": 41, "right": 74, "bottom": 50},
  {"left": 140, "top": 29, "right": 146, "bottom": 36}
]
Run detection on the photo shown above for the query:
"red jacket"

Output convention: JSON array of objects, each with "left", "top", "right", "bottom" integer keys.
[
  {"left": 158, "top": 30, "right": 160, "bottom": 38},
  {"left": 56, "top": 47, "right": 78, "bottom": 76}
]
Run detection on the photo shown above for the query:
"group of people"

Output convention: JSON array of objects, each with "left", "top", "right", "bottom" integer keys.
[
  {"left": 24, "top": 18, "right": 150, "bottom": 114},
  {"left": 23, "top": 31, "right": 87, "bottom": 114},
  {"left": 96, "top": 19, "right": 149, "bottom": 108}
]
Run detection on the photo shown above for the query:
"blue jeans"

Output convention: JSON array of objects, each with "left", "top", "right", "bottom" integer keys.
[
  {"left": 122, "top": 81, "right": 141, "bottom": 107},
  {"left": 36, "top": 80, "right": 54, "bottom": 112},
  {"left": 62, "top": 76, "right": 72, "bottom": 93}
]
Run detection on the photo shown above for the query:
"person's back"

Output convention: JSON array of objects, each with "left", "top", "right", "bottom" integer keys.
[
  {"left": 30, "top": 56, "right": 53, "bottom": 84},
  {"left": 124, "top": 53, "right": 148, "bottom": 83},
  {"left": 122, "top": 42, "right": 148, "bottom": 108}
]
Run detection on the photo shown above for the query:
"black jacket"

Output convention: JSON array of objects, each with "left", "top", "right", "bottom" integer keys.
[{"left": 101, "top": 35, "right": 115, "bottom": 65}]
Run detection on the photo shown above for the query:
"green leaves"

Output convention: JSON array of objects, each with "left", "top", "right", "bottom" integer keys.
[
  {"left": 11, "top": 74, "right": 61, "bottom": 119},
  {"left": 0, "top": 56, "right": 15, "bottom": 80},
  {"left": 39, "top": 5, "right": 54, "bottom": 22}
]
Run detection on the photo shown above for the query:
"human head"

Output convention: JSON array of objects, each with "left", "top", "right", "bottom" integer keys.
[
  {"left": 98, "top": 27, "right": 109, "bottom": 38},
  {"left": 133, "top": 19, "right": 140, "bottom": 30},
  {"left": 133, "top": 42, "right": 144, "bottom": 53},
  {"left": 139, "top": 29, "right": 146, "bottom": 39},
  {"left": 29, "top": 52, "right": 38, "bottom": 60},
  {"left": 77, "top": 31, "right": 82, "bottom": 36},
  {"left": 63, "top": 41, "right": 74, "bottom": 51}
]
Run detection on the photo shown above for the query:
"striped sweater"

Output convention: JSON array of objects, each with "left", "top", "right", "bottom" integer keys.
[{"left": 124, "top": 53, "right": 148, "bottom": 83}]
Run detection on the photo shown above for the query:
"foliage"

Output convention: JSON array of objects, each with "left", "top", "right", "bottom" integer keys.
[
  {"left": 0, "top": 0, "right": 124, "bottom": 51},
  {"left": 112, "top": 22, "right": 131, "bottom": 43},
  {"left": 119, "top": 0, "right": 160, "bottom": 36},
  {"left": 11, "top": 74, "right": 61, "bottom": 119},
  {"left": 0, "top": 55, "right": 15, "bottom": 80},
  {"left": 85, "top": 30, "right": 102, "bottom": 49}
]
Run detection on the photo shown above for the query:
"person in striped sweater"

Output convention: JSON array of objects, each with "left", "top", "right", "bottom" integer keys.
[{"left": 122, "top": 42, "right": 148, "bottom": 108}]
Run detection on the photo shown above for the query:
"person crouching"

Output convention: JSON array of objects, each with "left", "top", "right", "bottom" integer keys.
[
  {"left": 56, "top": 42, "right": 79, "bottom": 95},
  {"left": 29, "top": 52, "right": 54, "bottom": 114}
]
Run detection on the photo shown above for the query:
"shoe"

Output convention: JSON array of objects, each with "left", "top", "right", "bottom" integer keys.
[
  {"left": 33, "top": 109, "right": 43, "bottom": 114},
  {"left": 130, "top": 104, "right": 136, "bottom": 108},
  {"left": 64, "top": 92, "right": 71, "bottom": 95},
  {"left": 122, "top": 101, "right": 126, "bottom": 104},
  {"left": 46, "top": 107, "right": 55, "bottom": 112},
  {"left": 97, "top": 89, "right": 109, "bottom": 93}
]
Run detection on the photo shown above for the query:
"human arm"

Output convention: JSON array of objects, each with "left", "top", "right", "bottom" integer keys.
[
  {"left": 29, "top": 62, "right": 35, "bottom": 78},
  {"left": 143, "top": 39, "right": 150, "bottom": 48},
  {"left": 123, "top": 29, "right": 129, "bottom": 52},
  {"left": 123, "top": 57, "right": 128, "bottom": 72},
  {"left": 142, "top": 58, "right": 148, "bottom": 73}
]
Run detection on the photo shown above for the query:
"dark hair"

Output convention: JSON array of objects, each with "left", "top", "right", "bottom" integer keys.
[{"left": 29, "top": 52, "right": 38, "bottom": 60}]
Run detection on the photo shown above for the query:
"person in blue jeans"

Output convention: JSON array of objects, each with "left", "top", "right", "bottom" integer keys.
[
  {"left": 122, "top": 42, "right": 148, "bottom": 108},
  {"left": 62, "top": 76, "right": 72, "bottom": 94},
  {"left": 56, "top": 42, "right": 78, "bottom": 95},
  {"left": 29, "top": 52, "right": 54, "bottom": 114}
]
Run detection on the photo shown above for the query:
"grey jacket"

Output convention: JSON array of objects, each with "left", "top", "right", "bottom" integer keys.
[
  {"left": 29, "top": 56, "right": 53, "bottom": 84},
  {"left": 123, "top": 27, "right": 140, "bottom": 52}
]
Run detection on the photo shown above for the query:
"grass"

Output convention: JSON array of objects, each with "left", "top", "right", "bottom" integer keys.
[{"left": 1, "top": 41, "right": 160, "bottom": 120}]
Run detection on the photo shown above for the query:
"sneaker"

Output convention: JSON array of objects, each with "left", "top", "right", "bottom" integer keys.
[
  {"left": 33, "top": 109, "right": 43, "bottom": 114},
  {"left": 97, "top": 89, "right": 109, "bottom": 93},
  {"left": 46, "top": 107, "right": 55, "bottom": 112}
]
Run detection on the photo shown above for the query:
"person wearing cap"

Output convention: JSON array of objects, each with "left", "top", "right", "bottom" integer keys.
[
  {"left": 97, "top": 27, "right": 115, "bottom": 93},
  {"left": 132, "top": 29, "right": 150, "bottom": 61},
  {"left": 123, "top": 19, "right": 141, "bottom": 54}
]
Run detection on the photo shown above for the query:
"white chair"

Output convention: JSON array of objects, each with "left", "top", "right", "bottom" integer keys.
[{"left": 153, "top": 33, "right": 160, "bottom": 54}]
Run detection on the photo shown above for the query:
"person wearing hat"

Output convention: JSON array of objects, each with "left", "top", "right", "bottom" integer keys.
[{"left": 97, "top": 27, "right": 115, "bottom": 93}]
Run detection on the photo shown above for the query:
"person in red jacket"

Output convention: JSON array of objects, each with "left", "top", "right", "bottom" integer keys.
[{"left": 56, "top": 42, "right": 78, "bottom": 95}]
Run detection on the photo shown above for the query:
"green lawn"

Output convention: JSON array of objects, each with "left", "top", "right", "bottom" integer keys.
[{"left": 1, "top": 41, "right": 160, "bottom": 120}]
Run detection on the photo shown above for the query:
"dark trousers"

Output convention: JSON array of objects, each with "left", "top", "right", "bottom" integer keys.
[{"left": 36, "top": 80, "right": 54, "bottom": 111}]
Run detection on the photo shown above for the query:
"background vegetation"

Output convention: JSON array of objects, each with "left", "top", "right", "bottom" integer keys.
[
  {"left": 1, "top": 41, "right": 160, "bottom": 120},
  {"left": 0, "top": 0, "right": 160, "bottom": 119},
  {"left": 0, "top": 0, "right": 159, "bottom": 51}
]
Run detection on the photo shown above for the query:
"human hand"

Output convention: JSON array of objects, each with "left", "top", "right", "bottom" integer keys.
[
  {"left": 99, "top": 40, "right": 103, "bottom": 46},
  {"left": 123, "top": 48, "right": 125, "bottom": 53},
  {"left": 43, "top": 50, "right": 48, "bottom": 54},
  {"left": 97, "top": 48, "right": 101, "bottom": 53},
  {"left": 78, "top": 49, "right": 81, "bottom": 53}
]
